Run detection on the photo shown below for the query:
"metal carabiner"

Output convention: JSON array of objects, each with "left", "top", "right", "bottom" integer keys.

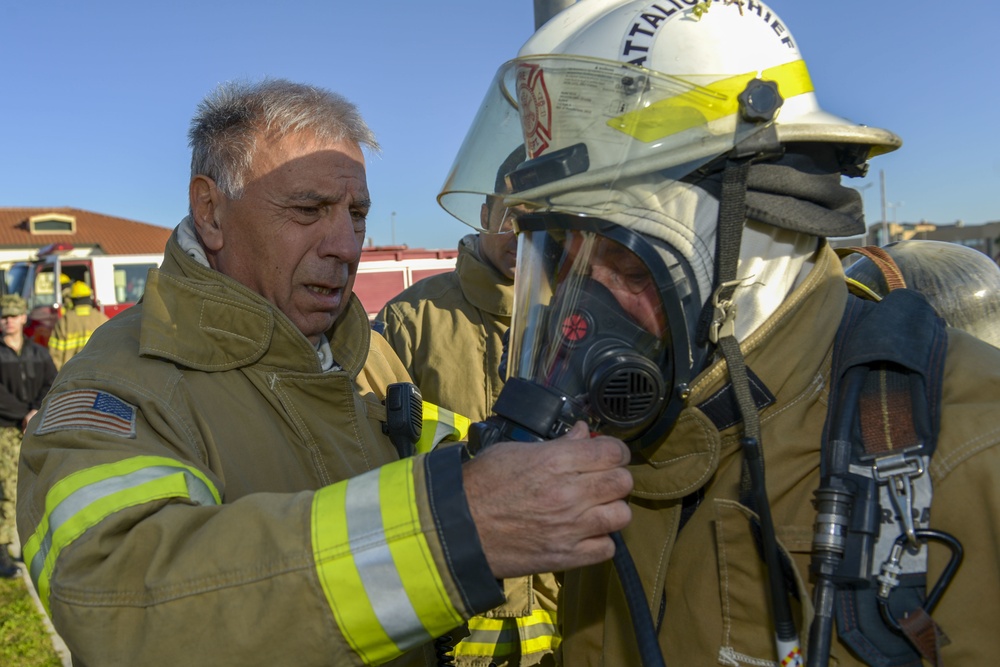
[
  {"left": 876, "top": 529, "right": 964, "bottom": 633},
  {"left": 873, "top": 452, "right": 925, "bottom": 548},
  {"left": 708, "top": 278, "right": 748, "bottom": 344}
]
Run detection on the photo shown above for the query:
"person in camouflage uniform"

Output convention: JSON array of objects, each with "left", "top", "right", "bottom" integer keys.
[{"left": 0, "top": 294, "right": 57, "bottom": 576}]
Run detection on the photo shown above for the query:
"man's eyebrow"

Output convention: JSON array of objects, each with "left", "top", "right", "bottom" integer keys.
[
  {"left": 286, "top": 190, "right": 335, "bottom": 204},
  {"left": 285, "top": 192, "right": 370, "bottom": 211}
]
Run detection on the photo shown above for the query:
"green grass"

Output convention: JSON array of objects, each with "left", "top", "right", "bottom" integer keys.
[{"left": 0, "top": 574, "right": 63, "bottom": 667}]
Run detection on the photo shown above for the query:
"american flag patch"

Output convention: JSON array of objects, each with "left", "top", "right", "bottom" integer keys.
[{"left": 36, "top": 390, "right": 137, "bottom": 438}]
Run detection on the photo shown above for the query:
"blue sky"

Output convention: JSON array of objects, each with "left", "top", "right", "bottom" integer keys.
[{"left": 3, "top": 1, "right": 998, "bottom": 250}]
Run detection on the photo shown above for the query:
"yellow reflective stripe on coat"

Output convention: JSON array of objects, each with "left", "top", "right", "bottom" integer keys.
[
  {"left": 47, "top": 332, "right": 93, "bottom": 353},
  {"left": 312, "top": 457, "right": 463, "bottom": 665},
  {"left": 22, "top": 456, "right": 221, "bottom": 614},
  {"left": 455, "top": 616, "right": 518, "bottom": 659},
  {"left": 517, "top": 607, "right": 560, "bottom": 655},
  {"left": 454, "top": 608, "right": 560, "bottom": 660},
  {"left": 416, "top": 403, "right": 471, "bottom": 454}
]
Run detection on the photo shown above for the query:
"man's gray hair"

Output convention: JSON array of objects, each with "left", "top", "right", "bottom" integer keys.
[{"left": 188, "top": 78, "right": 379, "bottom": 199}]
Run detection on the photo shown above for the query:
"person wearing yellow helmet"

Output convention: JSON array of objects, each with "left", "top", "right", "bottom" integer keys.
[
  {"left": 46, "top": 281, "right": 109, "bottom": 370},
  {"left": 59, "top": 272, "right": 74, "bottom": 310}
]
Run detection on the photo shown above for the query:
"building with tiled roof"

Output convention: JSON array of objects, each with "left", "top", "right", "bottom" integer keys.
[
  {"left": 0, "top": 206, "right": 460, "bottom": 321},
  {"left": 0, "top": 207, "right": 171, "bottom": 265}
]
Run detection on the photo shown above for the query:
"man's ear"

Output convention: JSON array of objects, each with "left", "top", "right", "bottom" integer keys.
[
  {"left": 190, "top": 175, "right": 225, "bottom": 252},
  {"left": 480, "top": 202, "right": 491, "bottom": 231}
]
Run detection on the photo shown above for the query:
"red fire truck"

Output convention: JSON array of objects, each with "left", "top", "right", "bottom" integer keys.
[{"left": 4, "top": 243, "right": 162, "bottom": 345}]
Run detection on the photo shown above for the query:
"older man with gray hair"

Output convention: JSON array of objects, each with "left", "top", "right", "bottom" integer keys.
[{"left": 17, "top": 79, "right": 633, "bottom": 666}]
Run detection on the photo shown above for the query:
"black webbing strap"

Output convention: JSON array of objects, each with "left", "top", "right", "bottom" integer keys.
[
  {"left": 695, "top": 366, "right": 775, "bottom": 432},
  {"left": 696, "top": 159, "right": 752, "bottom": 347}
]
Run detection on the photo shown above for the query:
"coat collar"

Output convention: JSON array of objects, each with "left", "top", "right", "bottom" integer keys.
[
  {"left": 456, "top": 235, "right": 515, "bottom": 318},
  {"left": 631, "top": 242, "right": 848, "bottom": 499}
]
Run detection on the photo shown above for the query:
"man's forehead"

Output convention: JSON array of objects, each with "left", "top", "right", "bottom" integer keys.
[{"left": 255, "top": 130, "right": 364, "bottom": 169}]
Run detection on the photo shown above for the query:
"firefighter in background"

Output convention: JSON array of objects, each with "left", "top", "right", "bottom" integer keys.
[
  {"left": 442, "top": 1, "right": 1000, "bottom": 664},
  {"left": 377, "top": 148, "right": 524, "bottom": 423},
  {"left": 47, "top": 281, "right": 109, "bottom": 370},
  {"left": 378, "top": 148, "right": 560, "bottom": 666},
  {"left": 59, "top": 272, "right": 73, "bottom": 310},
  {"left": 0, "top": 295, "right": 56, "bottom": 578},
  {"left": 16, "top": 78, "right": 633, "bottom": 666}
]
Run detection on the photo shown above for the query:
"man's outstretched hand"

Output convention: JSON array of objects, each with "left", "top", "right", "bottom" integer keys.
[{"left": 463, "top": 421, "right": 633, "bottom": 578}]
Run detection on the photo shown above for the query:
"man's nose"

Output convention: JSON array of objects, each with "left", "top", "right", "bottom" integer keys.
[{"left": 317, "top": 209, "right": 363, "bottom": 263}]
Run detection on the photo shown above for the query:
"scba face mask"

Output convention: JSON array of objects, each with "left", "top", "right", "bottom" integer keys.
[{"left": 484, "top": 213, "right": 705, "bottom": 452}]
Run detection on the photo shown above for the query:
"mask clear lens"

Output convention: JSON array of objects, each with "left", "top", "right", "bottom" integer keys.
[{"left": 509, "top": 226, "right": 670, "bottom": 440}]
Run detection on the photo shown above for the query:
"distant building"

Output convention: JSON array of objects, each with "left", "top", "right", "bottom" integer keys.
[
  {"left": 832, "top": 219, "right": 1000, "bottom": 264},
  {"left": 909, "top": 221, "right": 1000, "bottom": 262},
  {"left": 0, "top": 207, "right": 172, "bottom": 266}
]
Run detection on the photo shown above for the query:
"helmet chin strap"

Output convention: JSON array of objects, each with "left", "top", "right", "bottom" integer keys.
[
  {"left": 694, "top": 154, "right": 765, "bottom": 441},
  {"left": 695, "top": 149, "right": 806, "bottom": 665}
]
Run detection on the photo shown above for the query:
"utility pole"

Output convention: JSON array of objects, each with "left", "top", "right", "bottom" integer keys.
[
  {"left": 391, "top": 211, "right": 397, "bottom": 246},
  {"left": 879, "top": 170, "right": 888, "bottom": 246},
  {"left": 534, "top": 0, "right": 576, "bottom": 29}
]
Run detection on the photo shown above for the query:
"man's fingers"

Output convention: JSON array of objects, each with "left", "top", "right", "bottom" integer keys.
[
  {"left": 465, "top": 431, "right": 634, "bottom": 577},
  {"left": 576, "top": 497, "right": 632, "bottom": 538},
  {"left": 546, "top": 427, "right": 632, "bottom": 471}
]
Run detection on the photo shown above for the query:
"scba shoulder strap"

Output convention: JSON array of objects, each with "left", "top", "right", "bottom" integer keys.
[{"left": 816, "top": 284, "right": 959, "bottom": 667}]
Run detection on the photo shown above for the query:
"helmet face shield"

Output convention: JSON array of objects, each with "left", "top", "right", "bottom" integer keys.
[
  {"left": 438, "top": 64, "right": 525, "bottom": 231},
  {"left": 508, "top": 214, "right": 703, "bottom": 448},
  {"left": 505, "top": 54, "right": 782, "bottom": 212},
  {"left": 440, "top": 54, "right": 786, "bottom": 229},
  {"left": 440, "top": 0, "right": 901, "bottom": 231}
]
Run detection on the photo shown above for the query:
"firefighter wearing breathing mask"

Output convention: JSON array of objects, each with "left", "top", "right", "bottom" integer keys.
[{"left": 440, "top": 1, "right": 1000, "bottom": 665}]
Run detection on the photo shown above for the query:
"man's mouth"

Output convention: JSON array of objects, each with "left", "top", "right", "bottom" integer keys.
[{"left": 308, "top": 285, "right": 335, "bottom": 296}]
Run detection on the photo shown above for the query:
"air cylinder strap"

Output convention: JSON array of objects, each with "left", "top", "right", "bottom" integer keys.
[
  {"left": 836, "top": 245, "right": 907, "bottom": 299},
  {"left": 821, "top": 288, "right": 950, "bottom": 667}
]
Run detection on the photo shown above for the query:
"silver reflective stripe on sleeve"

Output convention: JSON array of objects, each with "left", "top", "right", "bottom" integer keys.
[
  {"left": 23, "top": 457, "right": 220, "bottom": 614},
  {"left": 345, "top": 470, "right": 432, "bottom": 648}
]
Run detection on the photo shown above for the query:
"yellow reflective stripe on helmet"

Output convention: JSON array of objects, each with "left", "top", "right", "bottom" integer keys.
[
  {"left": 313, "top": 458, "right": 463, "bottom": 665},
  {"left": 454, "top": 616, "right": 518, "bottom": 659},
  {"left": 416, "top": 403, "right": 472, "bottom": 454},
  {"left": 609, "top": 59, "right": 814, "bottom": 143},
  {"left": 22, "top": 456, "right": 220, "bottom": 615}
]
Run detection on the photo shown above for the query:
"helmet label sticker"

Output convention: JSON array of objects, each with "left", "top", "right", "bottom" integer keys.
[
  {"left": 621, "top": 0, "right": 794, "bottom": 67},
  {"left": 516, "top": 63, "right": 552, "bottom": 159}
]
